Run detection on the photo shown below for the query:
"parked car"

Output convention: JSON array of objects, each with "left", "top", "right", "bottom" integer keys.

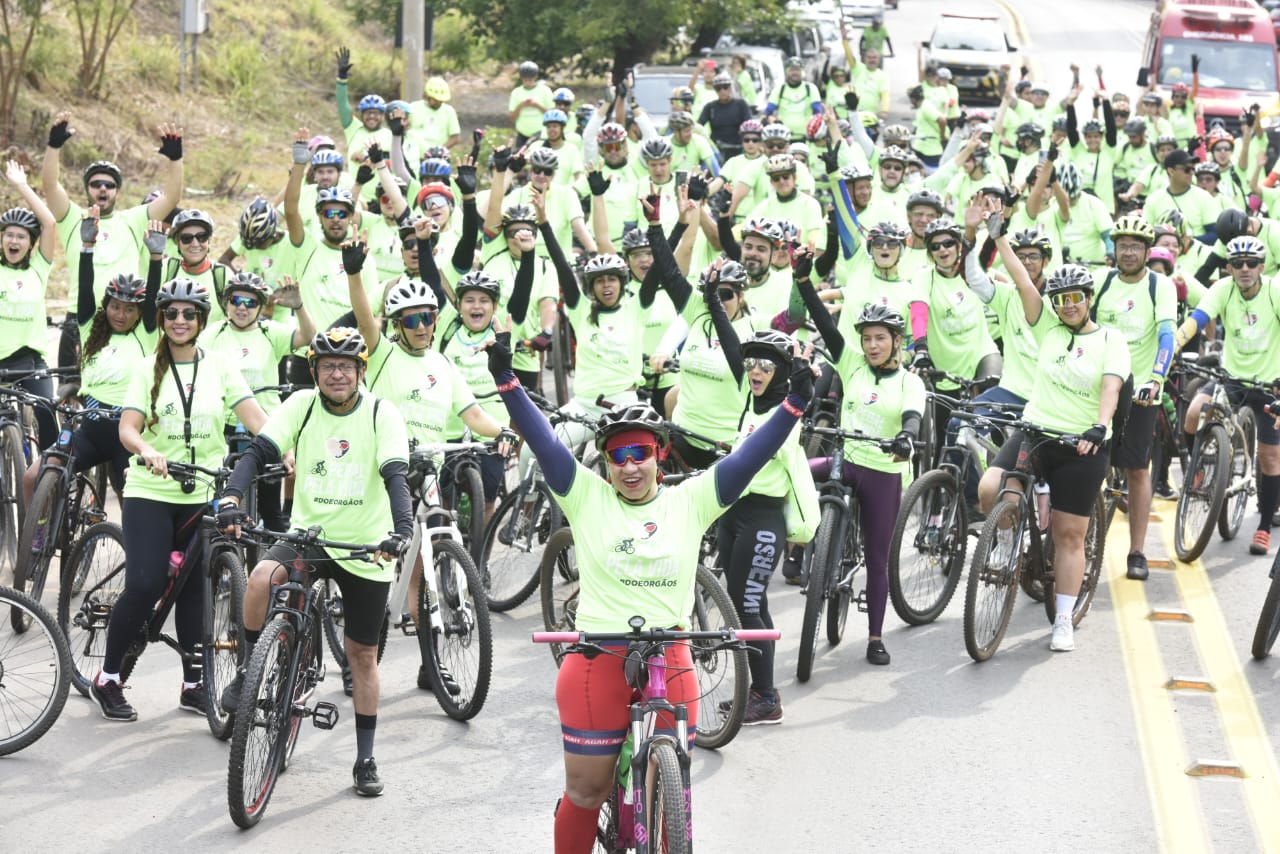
[
  {"left": 920, "top": 12, "right": 1019, "bottom": 105},
  {"left": 716, "top": 22, "right": 825, "bottom": 85},
  {"left": 842, "top": 0, "right": 887, "bottom": 23},
  {"left": 684, "top": 49, "right": 778, "bottom": 113},
  {"left": 631, "top": 65, "right": 697, "bottom": 131}
]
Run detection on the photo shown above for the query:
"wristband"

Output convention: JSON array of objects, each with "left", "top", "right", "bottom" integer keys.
[
  {"left": 496, "top": 378, "right": 522, "bottom": 393},
  {"left": 782, "top": 398, "right": 805, "bottom": 417}
]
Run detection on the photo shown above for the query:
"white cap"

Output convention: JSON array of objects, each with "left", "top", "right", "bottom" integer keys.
[{"left": 936, "top": 68, "right": 953, "bottom": 80}]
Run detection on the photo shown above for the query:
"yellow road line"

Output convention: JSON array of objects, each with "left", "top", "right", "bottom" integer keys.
[
  {"left": 1107, "top": 519, "right": 1211, "bottom": 853},
  {"left": 1159, "top": 524, "right": 1280, "bottom": 854},
  {"left": 991, "top": 0, "right": 1041, "bottom": 81}
]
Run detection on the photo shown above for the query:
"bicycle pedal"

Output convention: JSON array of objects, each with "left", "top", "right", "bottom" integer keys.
[
  {"left": 311, "top": 701, "right": 339, "bottom": 730},
  {"left": 854, "top": 591, "right": 869, "bottom": 613},
  {"left": 400, "top": 614, "right": 418, "bottom": 637}
]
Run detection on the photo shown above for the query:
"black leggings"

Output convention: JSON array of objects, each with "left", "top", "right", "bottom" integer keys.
[
  {"left": 105, "top": 499, "right": 205, "bottom": 683},
  {"left": 716, "top": 493, "right": 785, "bottom": 693}
]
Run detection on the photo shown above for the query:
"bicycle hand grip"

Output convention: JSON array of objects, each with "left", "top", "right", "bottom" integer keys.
[
  {"left": 735, "top": 629, "right": 782, "bottom": 642},
  {"left": 532, "top": 631, "right": 580, "bottom": 643}
]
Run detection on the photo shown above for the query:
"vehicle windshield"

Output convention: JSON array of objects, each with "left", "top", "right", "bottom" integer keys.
[
  {"left": 931, "top": 18, "right": 1006, "bottom": 52},
  {"left": 633, "top": 76, "right": 686, "bottom": 115},
  {"left": 1159, "top": 38, "right": 1277, "bottom": 92}
]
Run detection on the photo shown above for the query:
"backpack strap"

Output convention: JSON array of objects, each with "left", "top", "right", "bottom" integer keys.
[{"left": 1089, "top": 269, "right": 1121, "bottom": 321}]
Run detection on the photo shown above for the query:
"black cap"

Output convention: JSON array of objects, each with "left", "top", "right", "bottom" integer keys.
[{"left": 1163, "top": 150, "right": 1195, "bottom": 169}]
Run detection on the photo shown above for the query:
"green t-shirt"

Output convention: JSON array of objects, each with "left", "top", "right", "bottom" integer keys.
[
  {"left": 1144, "top": 184, "right": 1218, "bottom": 236},
  {"left": 913, "top": 266, "right": 998, "bottom": 379},
  {"left": 641, "top": 288, "right": 679, "bottom": 391},
  {"left": 204, "top": 319, "right": 297, "bottom": 420},
  {"left": 1195, "top": 276, "right": 1280, "bottom": 381},
  {"left": 734, "top": 407, "right": 805, "bottom": 498},
  {"left": 262, "top": 390, "right": 409, "bottom": 578},
  {"left": 565, "top": 294, "right": 644, "bottom": 399},
  {"left": 745, "top": 191, "right": 825, "bottom": 247},
  {"left": 365, "top": 338, "right": 477, "bottom": 448},
  {"left": 480, "top": 250, "right": 559, "bottom": 373},
  {"left": 912, "top": 99, "right": 944, "bottom": 158},
  {"left": 342, "top": 124, "right": 392, "bottom": 162},
  {"left": 240, "top": 237, "right": 298, "bottom": 290},
  {"left": 1091, "top": 267, "right": 1177, "bottom": 382},
  {"left": 363, "top": 215, "right": 405, "bottom": 287},
  {"left": 1062, "top": 193, "right": 1114, "bottom": 265},
  {"left": 769, "top": 80, "right": 822, "bottom": 138},
  {"left": 723, "top": 153, "right": 769, "bottom": 219},
  {"left": 1023, "top": 311, "right": 1130, "bottom": 436},
  {"left": 669, "top": 134, "right": 716, "bottom": 175},
  {"left": 292, "top": 234, "right": 376, "bottom": 332},
  {"left": 588, "top": 161, "right": 641, "bottom": 245},
  {"left": 0, "top": 251, "right": 51, "bottom": 358},
  {"left": 1211, "top": 217, "right": 1280, "bottom": 276},
  {"left": 435, "top": 311, "right": 506, "bottom": 434},
  {"left": 835, "top": 256, "right": 923, "bottom": 346},
  {"left": 850, "top": 66, "right": 890, "bottom": 116},
  {"left": 509, "top": 183, "right": 583, "bottom": 262},
  {"left": 508, "top": 82, "right": 555, "bottom": 137},
  {"left": 1070, "top": 144, "right": 1117, "bottom": 214},
  {"left": 57, "top": 202, "right": 150, "bottom": 304},
  {"left": 81, "top": 325, "right": 157, "bottom": 406},
  {"left": 832, "top": 354, "right": 926, "bottom": 475},
  {"left": 986, "top": 281, "right": 1040, "bottom": 400},
  {"left": 670, "top": 306, "right": 765, "bottom": 443},
  {"left": 743, "top": 267, "right": 794, "bottom": 325},
  {"left": 405, "top": 101, "right": 461, "bottom": 148},
  {"left": 122, "top": 349, "right": 252, "bottom": 503}
]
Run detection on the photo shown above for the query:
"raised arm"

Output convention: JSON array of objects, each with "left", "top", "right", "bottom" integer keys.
[
  {"left": 76, "top": 207, "right": 101, "bottom": 326},
  {"left": 342, "top": 239, "right": 383, "bottom": 353},
  {"left": 148, "top": 123, "right": 184, "bottom": 222},
  {"left": 41, "top": 111, "right": 73, "bottom": 222},
  {"left": 701, "top": 265, "right": 745, "bottom": 386},
  {"left": 451, "top": 159, "right": 481, "bottom": 275},
  {"left": 714, "top": 355, "right": 812, "bottom": 505},
  {"left": 988, "top": 211, "right": 1043, "bottom": 325},
  {"left": 792, "top": 252, "right": 844, "bottom": 361},
  {"left": 284, "top": 128, "right": 311, "bottom": 247},
  {"left": 4, "top": 160, "right": 57, "bottom": 261},
  {"left": 647, "top": 222, "right": 693, "bottom": 312},
  {"left": 487, "top": 334, "right": 576, "bottom": 495}
]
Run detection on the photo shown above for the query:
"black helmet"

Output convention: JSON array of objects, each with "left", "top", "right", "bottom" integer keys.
[
  {"left": 156, "top": 278, "right": 211, "bottom": 313},
  {"left": 1043, "top": 264, "right": 1095, "bottom": 297},
  {"left": 83, "top": 160, "right": 123, "bottom": 188},
  {"left": 620, "top": 228, "right": 650, "bottom": 255},
  {"left": 701, "top": 259, "right": 747, "bottom": 289},
  {"left": 455, "top": 270, "right": 501, "bottom": 302},
  {"left": 307, "top": 326, "right": 368, "bottom": 367},
  {"left": 1216, "top": 207, "right": 1250, "bottom": 245},
  {"left": 1011, "top": 228, "right": 1053, "bottom": 259},
  {"left": 0, "top": 207, "right": 40, "bottom": 239},
  {"left": 741, "top": 330, "right": 795, "bottom": 366},
  {"left": 854, "top": 303, "right": 905, "bottom": 336},
  {"left": 105, "top": 272, "right": 146, "bottom": 304},
  {"left": 1016, "top": 122, "right": 1044, "bottom": 139},
  {"left": 501, "top": 204, "right": 537, "bottom": 229},
  {"left": 239, "top": 197, "right": 279, "bottom": 247},
  {"left": 906, "top": 188, "right": 945, "bottom": 214},
  {"left": 594, "top": 403, "right": 668, "bottom": 451},
  {"left": 923, "top": 217, "right": 962, "bottom": 243},
  {"left": 518, "top": 60, "right": 539, "bottom": 77}
]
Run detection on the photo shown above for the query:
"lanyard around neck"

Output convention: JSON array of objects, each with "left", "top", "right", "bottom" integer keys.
[{"left": 167, "top": 348, "right": 200, "bottom": 463}]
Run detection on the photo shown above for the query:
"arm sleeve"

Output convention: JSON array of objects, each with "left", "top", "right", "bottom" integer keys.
[
  {"left": 142, "top": 257, "right": 161, "bottom": 334},
  {"left": 717, "top": 215, "right": 742, "bottom": 261},
  {"left": 814, "top": 214, "right": 840, "bottom": 279},
  {"left": 494, "top": 370, "right": 576, "bottom": 495},
  {"left": 666, "top": 221, "right": 688, "bottom": 253},
  {"left": 657, "top": 316, "right": 689, "bottom": 356},
  {"left": 418, "top": 239, "right": 444, "bottom": 304},
  {"left": 964, "top": 247, "right": 997, "bottom": 303},
  {"left": 846, "top": 118, "right": 875, "bottom": 159},
  {"left": 638, "top": 247, "right": 661, "bottom": 309},
  {"left": 1154, "top": 319, "right": 1176, "bottom": 378},
  {"left": 910, "top": 301, "right": 929, "bottom": 343},
  {"left": 900, "top": 412, "right": 922, "bottom": 439},
  {"left": 1066, "top": 104, "right": 1080, "bottom": 149},
  {"left": 450, "top": 198, "right": 479, "bottom": 274},
  {"left": 539, "top": 221, "right": 576, "bottom": 305},
  {"left": 505, "top": 251, "right": 536, "bottom": 324},
  {"left": 706, "top": 294, "right": 744, "bottom": 386},
  {"left": 713, "top": 395, "right": 806, "bottom": 505},
  {"left": 77, "top": 250, "right": 96, "bottom": 325},
  {"left": 223, "top": 435, "right": 280, "bottom": 502},
  {"left": 831, "top": 177, "right": 862, "bottom": 259},
  {"left": 1103, "top": 100, "right": 1117, "bottom": 149},
  {"left": 1194, "top": 254, "right": 1224, "bottom": 286},
  {"left": 336, "top": 79, "right": 353, "bottom": 129},
  {"left": 650, "top": 223, "right": 692, "bottom": 311},
  {"left": 795, "top": 274, "right": 843, "bottom": 362},
  {"left": 380, "top": 461, "right": 414, "bottom": 539}
]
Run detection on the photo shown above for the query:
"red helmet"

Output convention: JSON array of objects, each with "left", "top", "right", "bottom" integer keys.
[{"left": 805, "top": 115, "right": 827, "bottom": 141}]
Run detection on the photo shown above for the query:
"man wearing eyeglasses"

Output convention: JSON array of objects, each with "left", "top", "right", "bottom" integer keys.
[
  {"left": 42, "top": 111, "right": 184, "bottom": 297},
  {"left": 1143, "top": 150, "right": 1219, "bottom": 243}
]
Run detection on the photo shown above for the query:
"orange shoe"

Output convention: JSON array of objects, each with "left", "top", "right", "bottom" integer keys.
[{"left": 1251, "top": 530, "right": 1270, "bottom": 556}]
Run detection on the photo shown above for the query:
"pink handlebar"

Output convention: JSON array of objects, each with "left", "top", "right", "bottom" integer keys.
[
  {"left": 531, "top": 629, "right": 782, "bottom": 643},
  {"left": 532, "top": 632, "right": 579, "bottom": 643}
]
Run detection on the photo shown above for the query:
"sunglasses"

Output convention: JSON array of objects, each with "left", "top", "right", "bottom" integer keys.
[
  {"left": 163, "top": 308, "right": 200, "bottom": 321},
  {"left": 743, "top": 357, "right": 777, "bottom": 374},
  {"left": 421, "top": 195, "right": 450, "bottom": 210},
  {"left": 764, "top": 142, "right": 789, "bottom": 150},
  {"left": 398, "top": 310, "right": 435, "bottom": 329},
  {"left": 718, "top": 287, "right": 739, "bottom": 302},
  {"left": 601, "top": 142, "right": 624, "bottom": 152},
  {"left": 1049, "top": 290, "right": 1088, "bottom": 307},
  {"left": 321, "top": 208, "right": 351, "bottom": 220},
  {"left": 1229, "top": 258, "right": 1262, "bottom": 270},
  {"left": 770, "top": 172, "right": 796, "bottom": 182},
  {"left": 741, "top": 136, "right": 762, "bottom": 144},
  {"left": 229, "top": 295, "right": 259, "bottom": 309},
  {"left": 606, "top": 444, "right": 656, "bottom": 465},
  {"left": 870, "top": 238, "right": 902, "bottom": 249},
  {"left": 531, "top": 166, "right": 556, "bottom": 176},
  {"left": 1212, "top": 145, "right": 1232, "bottom": 154},
  {"left": 88, "top": 180, "right": 117, "bottom": 190},
  {"left": 178, "top": 232, "right": 210, "bottom": 245},
  {"left": 402, "top": 237, "right": 420, "bottom": 250},
  {"left": 928, "top": 239, "right": 958, "bottom": 251}
]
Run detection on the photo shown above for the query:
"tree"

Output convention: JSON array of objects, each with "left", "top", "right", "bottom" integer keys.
[
  {"left": 71, "top": 0, "right": 139, "bottom": 97},
  {"left": 0, "top": 0, "right": 46, "bottom": 145}
]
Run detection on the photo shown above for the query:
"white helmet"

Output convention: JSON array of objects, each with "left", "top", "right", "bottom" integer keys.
[{"left": 383, "top": 279, "right": 438, "bottom": 316}]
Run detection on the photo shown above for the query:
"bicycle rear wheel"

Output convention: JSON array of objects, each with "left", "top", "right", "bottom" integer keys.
[
  {"left": 318, "top": 578, "right": 348, "bottom": 670},
  {"left": 1174, "top": 424, "right": 1229, "bottom": 563},
  {"left": 593, "top": 786, "right": 624, "bottom": 853},
  {"left": 480, "top": 484, "right": 560, "bottom": 612},
  {"left": 539, "top": 527, "right": 579, "bottom": 667},
  {"left": 1252, "top": 557, "right": 1280, "bottom": 660},
  {"left": 204, "top": 550, "right": 247, "bottom": 741},
  {"left": 797, "top": 504, "right": 840, "bottom": 682},
  {"left": 450, "top": 461, "right": 486, "bottom": 565},
  {"left": 228, "top": 616, "right": 295, "bottom": 829},
  {"left": 1044, "top": 494, "right": 1107, "bottom": 627},
  {"left": 827, "top": 509, "right": 859, "bottom": 645},
  {"left": 1218, "top": 408, "right": 1255, "bottom": 542},
  {"left": 0, "top": 585, "right": 71, "bottom": 755},
  {"left": 889, "top": 470, "right": 968, "bottom": 625},
  {"left": 11, "top": 469, "right": 63, "bottom": 630},
  {"left": 0, "top": 422, "right": 25, "bottom": 572},
  {"left": 803, "top": 409, "right": 838, "bottom": 459},
  {"left": 647, "top": 741, "right": 690, "bottom": 854},
  {"left": 57, "top": 522, "right": 125, "bottom": 696},
  {"left": 419, "top": 538, "right": 492, "bottom": 721},
  {"left": 964, "top": 500, "right": 1023, "bottom": 662},
  {"left": 688, "top": 564, "right": 747, "bottom": 751}
]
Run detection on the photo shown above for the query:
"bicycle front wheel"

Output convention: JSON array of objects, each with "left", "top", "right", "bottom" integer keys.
[
  {"left": 797, "top": 504, "right": 840, "bottom": 682},
  {"left": 889, "top": 470, "right": 967, "bottom": 625},
  {"left": 1218, "top": 407, "right": 1255, "bottom": 542},
  {"left": 480, "top": 485, "right": 559, "bottom": 612},
  {"left": 318, "top": 579, "right": 347, "bottom": 670},
  {"left": 539, "top": 527, "right": 579, "bottom": 667},
  {"left": 1252, "top": 557, "right": 1280, "bottom": 660},
  {"left": 1175, "top": 424, "right": 1230, "bottom": 563},
  {"left": 827, "top": 509, "right": 859, "bottom": 645},
  {"left": 58, "top": 521, "right": 125, "bottom": 696},
  {"left": 0, "top": 422, "right": 25, "bottom": 572},
  {"left": 964, "top": 500, "right": 1023, "bottom": 662},
  {"left": 647, "top": 741, "right": 691, "bottom": 854},
  {"left": 688, "top": 564, "right": 747, "bottom": 751},
  {"left": 11, "top": 469, "right": 64, "bottom": 630},
  {"left": 204, "top": 550, "right": 247, "bottom": 741},
  {"left": 419, "top": 538, "right": 492, "bottom": 721},
  {"left": 0, "top": 585, "right": 71, "bottom": 755},
  {"left": 228, "top": 616, "right": 295, "bottom": 829}
]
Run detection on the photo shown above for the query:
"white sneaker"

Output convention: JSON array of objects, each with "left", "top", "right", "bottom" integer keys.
[
  {"left": 1049, "top": 615, "right": 1075, "bottom": 652},
  {"left": 989, "top": 528, "right": 1014, "bottom": 567}
]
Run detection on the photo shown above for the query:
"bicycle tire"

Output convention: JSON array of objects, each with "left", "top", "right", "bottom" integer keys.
[
  {"left": 0, "top": 422, "right": 25, "bottom": 571},
  {"left": 319, "top": 578, "right": 348, "bottom": 670},
  {"left": 227, "top": 616, "right": 295, "bottom": 829},
  {"left": 11, "top": 468, "right": 64, "bottom": 631},
  {"left": 963, "top": 500, "right": 1023, "bottom": 662},
  {"left": 453, "top": 461, "right": 487, "bottom": 565},
  {"left": 281, "top": 593, "right": 325, "bottom": 772},
  {"left": 594, "top": 786, "right": 624, "bottom": 853},
  {"left": 539, "top": 527, "right": 579, "bottom": 667},
  {"left": 480, "top": 485, "right": 559, "bottom": 612},
  {"left": 57, "top": 522, "right": 125, "bottom": 696},
  {"left": 419, "top": 537, "right": 492, "bottom": 721},
  {"left": 1103, "top": 466, "right": 1127, "bottom": 532},
  {"left": 1175, "top": 424, "right": 1230, "bottom": 563},
  {"left": 889, "top": 470, "right": 967, "bottom": 625},
  {"left": 1251, "top": 557, "right": 1280, "bottom": 660},
  {"left": 1044, "top": 494, "right": 1106, "bottom": 627},
  {"left": 797, "top": 504, "right": 840, "bottom": 682},
  {"left": 688, "top": 564, "right": 747, "bottom": 751},
  {"left": 827, "top": 506, "right": 857, "bottom": 645},
  {"left": 913, "top": 396, "right": 936, "bottom": 481},
  {"left": 552, "top": 313, "right": 572, "bottom": 407},
  {"left": 803, "top": 410, "right": 838, "bottom": 459},
  {"left": 204, "top": 550, "right": 247, "bottom": 741},
  {"left": 1218, "top": 407, "right": 1255, "bottom": 542},
  {"left": 0, "top": 585, "right": 71, "bottom": 755},
  {"left": 647, "top": 741, "right": 690, "bottom": 854}
]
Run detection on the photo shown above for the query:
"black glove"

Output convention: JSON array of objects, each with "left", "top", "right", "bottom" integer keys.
[
  {"left": 497, "top": 428, "right": 519, "bottom": 447},
  {"left": 788, "top": 357, "right": 814, "bottom": 401},
  {"left": 487, "top": 331, "right": 514, "bottom": 375},
  {"left": 1020, "top": 64, "right": 1030, "bottom": 79},
  {"left": 336, "top": 47, "right": 353, "bottom": 81},
  {"left": 1080, "top": 424, "right": 1106, "bottom": 448},
  {"left": 818, "top": 142, "right": 842, "bottom": 175},
  {"left": 527, "top": 332, "right": 553, "bottom": 352},
  {"left": 158, "top": 132, "right": 183, "bottom": 162},
  {"left": 643, "top": 194, "right": 661, "bottom": 224},
  {"left": 455, "top": 163, "right": 478, "bottom": 195},
  {"left": 687, "top": 173, "right": 708, "bottom": 201},
  {"left": 1188, "top": 136, "right": 1203, "bottom": 155},
  {"left": 143, "top": 228, "right": 166, "bottom": 256},
  {"left": 367, "top": 143, "right": 385, "bottom": 165},
  {"left": 377, "top": 534, "right": 407, "bottom": 559},
  {"left": 388, "top": 115, "right": 405, "bottom": 136},
  {"left": 80, "top": 217, "right": 98, "bottom": 245},
  {"left": 889, "top": 431, "right": 914, "bottom": 460},
  {"left": 355, "top": 163, "right": 375, "bottom": 185},
  {"left": 508, "top": 152, "right": 527, "bottom": 173},
  {"left": 792, "top": 248, "right": 814, "bottom": 281},
  {"left": 341, "top": 241, "right": 367, "bottom": 275},
  {"left": 702, "top": 272, "right": 722, "bottom": 306},
  {"left": 492, "top": 146, "right": 511, "bottom": 173},
  {"left": 1046, "top": 144, "right": 1059, "bottom": 162},
  {"left": 616, "top": 79, "right": 628, "bottom": 101},
  {"left": 48, "top": 119, "right": 73, "bottom": 149},
  {"left": 912, "top": 346, "right": 933, "bottom": 371},
  {"left": 1191, "top": 53, "right": 1200, "bottom": 74},
  {"left": 707, "top": 187, "right": 732, "bottom": 217},
  {"left": 470, "top": 128, "right": 485, "bottom": 163},
  {"left": 844, "top": 91, "right": 859, "bottom": 111},
  {"left": 587, "top": 170, "right": 611, "bottom": 196},
  {"left": 1092, "top": 96, "right": 1102, "bottom": 109},
  {"left": 216, "top": 502, "right": 250, "bottom": 531}
]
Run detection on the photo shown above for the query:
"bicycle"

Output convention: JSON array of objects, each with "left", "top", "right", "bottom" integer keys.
[
  {"left": 534, "top": 616, "right": 779, "bottom": 853},
  {"left": 1173, "top": 358, "right": 1265, "bottom": 562},
  {"left": 0, "top": 584, "right": 71, "bottom": 756},
  {"left": 226, "top": 525, "right": 377, "bottom": 829},
  {"left": 964, "top": 423, "right": 1107, "bottom": 662}
]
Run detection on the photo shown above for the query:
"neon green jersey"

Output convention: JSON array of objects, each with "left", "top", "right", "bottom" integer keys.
[
  {"left": 435, "top": 311, "right": 506, "bottom": 434},
  {"left": 1195, "top": 276, "right": 1280, "bottom": 381},
  {"left": 1062, "top": 193, "right": 1114, "bottom": 265},
  {"left": 56, "top": 202, "right": 150, "bottom": 303},
  {"left": 80, "top": 326, "right": 157, "bottom": 406},
  {"left": 1090, "top": 267, "right": 1178, "bottom": 382},
  {"left": 204, "top": 319, "right": 297, "bottom": 420},
  {"left": 670, "top": 306, "right": 766, "bottom": 444},
  {"left": 913, "top": 266, "right": 998, "bottom": 379},
  {"left": 480, "top": 250, "right": 558, "bottom": 374},
  {"left": 831, "top": 354, "right": 925, "bottom": 475},
  {"left": 985, "top": 281, "right": 1040, "bottom": 399},
  {"left": 565, "top": 294, "right": 645, "bottom": 399},
  {"left": 1023, "top": 312, "right": 1130, "bottom": 436},
  {"left": 291, "top": 234, "right": 376, "bottom": 332},
  {"left": 1143, "top": 184, "right": 1219, "bottom": 236},
  {"left": 1069, "top": 145, "right": 1116, "bottom": 213},
  {"left": 365, "top": 338, "right": 477, "bottom": 448},
  {"left": 508, "top": 82, "right": 555, "bottom": 137},
  {"left": 405, "top": 101, "right": 461, "bottom": 148},
  {"left": 0, "top": 250, "right": 51, "bottom": 359},
  {"left": 745, "top": 190, "right": 825, "bottom": 247}
]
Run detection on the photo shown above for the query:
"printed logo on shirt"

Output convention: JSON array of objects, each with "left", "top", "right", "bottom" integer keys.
[
  {"left": 311, "top": 460, "right": 327, "bottom": 475},
  {"left": 862, "top": 391, "right": 880, "bottom": 405},
  {"left": 1245, "top": 311, "right": 1259, "bottom": 326},
  {"left": 641, "top": 521, "right": 658, "bottom": 540},
  {"left": 160, "top": 402, "right": 177, "bottom": 417},
  {"left": 613, "top": 537, "right": 636, "bottom": 555},
  {"left": 425, "top": 374, "right": 438, "bottom": 389},
  {"left": 325, "top": 437, "right": 351, "bottom": 459},
  {"left": 1120, "top": 299, "right": 1136, "bottom": 313},
  {"left": 408, "top": 388, "right": 422, "bottom": 401}
]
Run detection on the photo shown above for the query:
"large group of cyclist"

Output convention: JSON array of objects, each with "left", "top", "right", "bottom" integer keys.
[{"left": 5, "top": 9, "right": 1280, "bottom": 851}]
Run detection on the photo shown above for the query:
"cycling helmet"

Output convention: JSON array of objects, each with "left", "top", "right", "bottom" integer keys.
[
  {"left": 779, "top": 221, "right": 800, "bottom": 246},
  {"left": 712, "top": 72, "right": 734, "bottom": 88},
  {"left": 839, "top": 163, "right": 873, "bottom": 182},
  {"left": 765, "top": 153, "right": 797, "bottom": 175},
  {"left": 1043, "top": 264, "right": 1095, "bottom": 297},
  {"left": 620, "top": 228, "right": 651, "bottom": 255},
  {"left": 879, "top": 145, "right": 910, "bottom": 165},
  {"left": 528, "top": 147, "right": 560, "bottom": 170},
  {"left": 308, "top": 135, "right": 336, "bottom": 151},
  {"left": 1111, "top": 213, "right": 1155, "bottom": 245},
  {"left": 670, "top": 86, "right": 696, "bottom": 106},
  {"left": 836, "top": 118, "right": 854, "bottom": 139},
  {"left": 552, "top": 86, "right": 574, "bottom": 105},
  {"left": 668, "top": 111, "right": 694, "bottom": 130},
  {"left": 861, "top": 111, "right": 880, "bottom": 129},
  {"left": 598, "top": 122, "right": 627, "bottom": 144},
  {"left": 1171, "top": 82, "right": 1189, "bottom": 96},
  {"left": 1226, "top": 235, "right": 1266, "bottom": 261},
  {"left": 1160, "top": 208, "right": 1187, "bottom": 237},
  {"left": 1056, "top": 162, "right": 1083, "bottom": 198},
  {"left": 311, "top": 149, "right": 345, "bottom": 169},
  {"left": 315, "top": 187, "right": 355, "bottom": 211},
  {"left": 1081, "top": 119, "right": 1104, "bottom": 135},
  {"left": 1123, "top": 118, "right": 1147, "bottom": 137},
  {"left": 384, "top": 278, "right": 439, "bottom": 316},
  {"left": 170, "top": 208, "right": 214, "bottom": 237},
  {"left": 1015, "top": 122, "right": 1044, "bottom": 139},
  {"left": 761, "top": 124, "right": 791, "bottom": 143},
  {"left": 741, "top": 217, "right": 784, "bottom": 246},
  {"left": 156, "top": 278, "right": 211, "bottom": 313},
  {"left": 582, "top": 253, "right": 629, "bottom": 290},
  {"left": 0, "top": 207, "right": 39, "bottom": 238},
  {"left": 594, "top": 403, "right": 668, "bottom": 451},
  {"left": 419, "top": 157, "right": 453, "bottom": 180},
  {"left": 789, "top": 142, "right": 809, "bottom": 160},
  {"left": 455, "top": 270, "right": 501, "bottom": 302},
  {"left": 501, "top": 203, "right": 538, "bottom": 229},
  {"left": 1207, "top": 127, "right": 1235, "bottom": 147},
  {"left": 881, "top": 124, "right": 912, "bottom": 145},
  {"left": 1147, "top": 246, "right": 1176, "bottom": 272},
  {"left": 83, "top": 160, "right": 123, "bottom": 188},
  {"left": 866, "top": 221, "right": 908, "bottom": 243},
  {"left": 105, "top": 272, "right": 147, "bottom": 304},
  {"left": 805, "top": 115, "right": 827, "bottom": 141},
  {"left": 576, "top": 104, "right": 595, "bottom": 125},
  {"left": 1216, "top": 208, "right": 1250, "bottom": 245},
  {"left": 853, "top": 303, "right": 906, "bottom": 337},
  {"left": 416, "top": 182, "right": 455, "bottom": 209},
  {"left": 739, "top": 118, "right": 765, "bottom": 136},
  {"left": 239, "top": 198, "right": 279, "bottom": 246},
  {"left": 224, "top": 270, "right": 269, "bottom": 301},
  {"left": 386, "top": 99, "right": 412, "bottom": 115},
  {"left": 1140, "top": 92, "right": 1162, "bottom": 106},
  {"left": 906, "top": 188, "right": 945, "bottom": 213},
  {"left": 700, "top": 260, "right": 748, "bottom": 290},
  {"left": 1051, "top": 117, "right": 1068, "bottom": 133},
  {"left": 357, "top": 94, "right": 386, "bottom": 113},
  {"left": 1029, "top": 81, "right": 1051, "bottom": 96},
  {"left": 639, "top": 137, "right": 673, "bottom": 162},
  {"left": 1155, "top": 133, "right": 1177, "bottom": 149},
  {"left": 1011, "top": 228, "right": 1053, "bottom": 259},
  {"left": 923, "top": 217, "right": 963, "bottom": 243},
  {"left": 425, "top": 76, "right": 452, "bottom": 102},
  {"left": 741, "top": 330, "right": 796, "bottom": 366},
  {"left": 542, "top": 109, "right": 568, "bottom": 126},
  {"left": 518, "top": 61, "right": 539, "bottom": 77},
  {"left": 307, "top": 327, "right": 368, "bottom": 367},
  {"left": 1195, "top": 160, "right": 1221, "bottom": 177}
]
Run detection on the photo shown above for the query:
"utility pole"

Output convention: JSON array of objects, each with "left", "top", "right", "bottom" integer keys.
[{"left": 402, "top": 0, "right": 425, "bottom": 102}]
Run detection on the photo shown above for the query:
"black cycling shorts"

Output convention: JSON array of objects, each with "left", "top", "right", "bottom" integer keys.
[
  {"left": 263, "top": 542, "right": 389, "bottom": 647},
  {"left": 992, "top": 430, "right": 1109, "bottom": 518},
  {"left": 1113, "top": 402, "right": 1156, "bottom": 469},
  {"left": 1203, "top": 382, "right": 1280, "bottom": 446}
]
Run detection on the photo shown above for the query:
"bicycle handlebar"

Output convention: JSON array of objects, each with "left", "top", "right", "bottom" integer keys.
[{"left": 532, "top": 628, "right": 782, "bottom": 644}]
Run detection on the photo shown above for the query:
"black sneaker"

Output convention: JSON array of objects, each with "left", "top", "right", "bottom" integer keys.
[
  {"left": 353, "top": 757, "right": 384, "bottom": 797},
  {"left": 1126, "top": 551, "right": 1149, "bottom": 581},
  {"left": 342, "top": 665, "right": 354, "bottom": 697},
  {"left": 220, "top": 672, "right": 245, "bottom": 713},
  {"left": 866, "top": 639, "right": 891, "bottom": 666},
  {"left": 91, "top": 675, "right": 137, "bottom": 722},
  {"left": 741, "top": 689, "right": 783, "bottom": 726},
  {"left": 781, "top": 552, "right": 802, "bottom": 586},
  {"left": 1154, "top": 482, "right": 1177, "bottom": 500},
  {"left": 179, "top": 683, "right": 207, "bottom": 714}
]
